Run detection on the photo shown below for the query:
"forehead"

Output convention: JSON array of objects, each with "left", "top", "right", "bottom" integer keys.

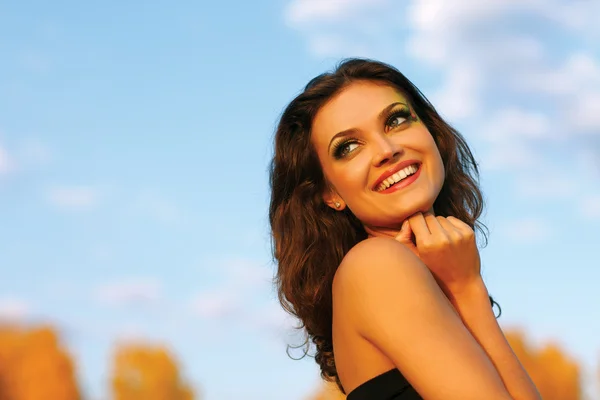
[{"left": 312, "top": 81, "right": 409, "bottom": 142}]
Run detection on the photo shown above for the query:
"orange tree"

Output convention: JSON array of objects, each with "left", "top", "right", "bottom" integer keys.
[
  {"left": 111, "top": 343, "right": 195, "bottom": 400},
  {"left": 0, "top": 325, "right": 80, "bottom": 400},
  {"left": 506, "top": 330, "right": 581, "bottom": 400}
]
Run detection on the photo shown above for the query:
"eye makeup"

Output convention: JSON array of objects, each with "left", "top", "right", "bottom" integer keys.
[
  {"left": 331, "top": 138, "right": 360, "bottom": 160},
  {"left": 383, "top": 105, "right": 417, "bottom": 131},
  {"left": 329, "top": 104, "right": 418, "bottom": 160}
]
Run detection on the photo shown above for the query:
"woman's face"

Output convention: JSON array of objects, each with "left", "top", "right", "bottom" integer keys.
[{"left": 311, "top": 80, "right": 445, "bottom": 234}]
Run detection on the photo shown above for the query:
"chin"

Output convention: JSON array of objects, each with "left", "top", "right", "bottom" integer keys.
[
  {"left": 356, "top": 193, "right": 439, "bottom": 227},
  {"left": 401, "top": 197, "right": 436, "bottom": 217}
]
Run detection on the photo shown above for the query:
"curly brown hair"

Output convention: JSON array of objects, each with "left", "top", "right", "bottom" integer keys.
[{"left": 268, "top": 58, "right": 499, "bottom": 394}]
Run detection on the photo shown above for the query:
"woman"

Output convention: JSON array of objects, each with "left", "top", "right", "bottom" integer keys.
[{"left": 269, "top": 59, "right": 540, "bottom": 399}]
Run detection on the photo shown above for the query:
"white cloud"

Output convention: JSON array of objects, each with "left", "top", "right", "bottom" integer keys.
[
  {"left": 483, "top": 109, "right": 554, "bottom": 143},
  {"left": 0, "top": 138, "right": 53, "bottom": 177},
  {"left": 284, "top": 0, "right": 600, "bottom": 211},
  {"left": 522, "top": 53, "right": 600, "bottom": 96},
  {"left": 95, "top": 279, "right": 161, "bottom": 306},
  {"left": 431, "top": 62, "right": 481, "bottom": 120},
  {"left": 580, "top": 195, "right": 600, "bottom": 219},
  {"left": 285, "top": 0, "right": 600, "bottom": 125},
  {"left": 283, "top": 0, "right": 397, "bottom": 60},
  {"left": 515, "top": 53, "right": 600, "bottom": 133},
  {"left": 190, "top": 290, "right": 240, "bottom": 319},
  {"left": 403, "top": 2, "right": 600, "bottom": 130},
  {"left": 0, "top": 144, "right": 14, "bottom": 175},
  {"left": 189, "top": 259, "right": 274, "bottom": 321},
  {"left": 480, "top": 142, "right": 546, "bottom": 171},
  {"left": 48, "top": 185, "right": 100, "bottom": 209},
  {"left": 569, "top": 91, "right": 600, "bottom": 132},
  {"left": 242, "top": 302, "right": 304, "bottom": 345},
  {"left": 0, "top": 298, "right": 29, "bottom": 321}
]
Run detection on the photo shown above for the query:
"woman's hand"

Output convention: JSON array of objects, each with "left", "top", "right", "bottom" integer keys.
[{"left": 395, "top": 211, "right": 482, "bottom": 298}]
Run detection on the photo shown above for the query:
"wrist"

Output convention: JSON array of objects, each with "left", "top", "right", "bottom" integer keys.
[{"left": 445, "top": 276, "right": 490, "bottom": 308}]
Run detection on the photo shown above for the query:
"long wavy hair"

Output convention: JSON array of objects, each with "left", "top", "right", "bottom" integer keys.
[{"left": 268, "top": 58, "right": 498, "bottom": 394}]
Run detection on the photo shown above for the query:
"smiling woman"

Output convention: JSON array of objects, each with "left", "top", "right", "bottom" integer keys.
[
  {"left": 269, "top": 59, "right": 541, "bottom": 399},
  {"left": 310, "top": 81, "right": 445, "bottom": 233}
]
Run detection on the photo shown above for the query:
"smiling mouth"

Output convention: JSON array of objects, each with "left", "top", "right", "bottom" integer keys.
[{"left": 375, "top": 163, "right": 420, "bottom": 192}]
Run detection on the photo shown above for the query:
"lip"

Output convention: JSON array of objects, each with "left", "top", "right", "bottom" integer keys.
[{"left": 372, "top": 159, "right": 422, "bottom": 191}]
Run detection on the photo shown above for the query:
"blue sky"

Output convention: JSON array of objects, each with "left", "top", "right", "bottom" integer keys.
[{"left": 1, "top": 1, "right": 599, "bottom": 399}]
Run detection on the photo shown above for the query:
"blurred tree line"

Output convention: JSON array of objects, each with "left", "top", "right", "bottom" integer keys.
[
  {"left": 0, "top": 323, "right": 593, "bottom": 400},
  {"left": 0, "top": 325, "right": 195, "bottom": 400},
  {"left": 312, "top": 330, "right": 588, "bottom": 400}
]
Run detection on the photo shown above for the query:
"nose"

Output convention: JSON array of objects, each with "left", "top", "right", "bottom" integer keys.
[{"left": 372, "top": 134, "right": 402, "bottom": 167}]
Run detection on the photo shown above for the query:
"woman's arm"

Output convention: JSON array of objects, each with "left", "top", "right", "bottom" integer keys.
[
  {"left": 397, "top": 212, "right": 541, "bottom": 400},
  {"left": 447, "top": 280, "right": 541, "bottom": 400},
  {"left": 333, "top": 237, "right": 513, "bottom": 400}
]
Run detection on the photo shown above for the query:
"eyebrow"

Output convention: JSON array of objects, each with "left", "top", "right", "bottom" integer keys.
[{"left": 327, "top": 101, "right": 409, "bottom": 153}]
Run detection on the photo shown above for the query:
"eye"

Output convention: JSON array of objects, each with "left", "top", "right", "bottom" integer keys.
[
  {"left": 388, "top": 115, "right": 407, "bottom": 129},
  {"left": 385, "top": 109, "right": 412, "bottom": 131},
  {"left": 332, "top": 140, "right": 360, "bottom": 159}
]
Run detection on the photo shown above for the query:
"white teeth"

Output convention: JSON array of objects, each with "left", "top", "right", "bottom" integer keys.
[{"left": 376, "top": 164, "right": 419, "bottom": 191}]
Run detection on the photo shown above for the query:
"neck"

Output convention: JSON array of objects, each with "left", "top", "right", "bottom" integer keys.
[
  {"left": 363, "top": 206, "right": 435, "bottom": 239},
  {"left": 364, "top": 224, "right": 402, "bottom": 239}
]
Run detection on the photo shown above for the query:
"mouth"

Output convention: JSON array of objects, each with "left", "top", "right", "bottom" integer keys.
[{"left": 374, "top": 162, "right": 421, "bottom": 192}]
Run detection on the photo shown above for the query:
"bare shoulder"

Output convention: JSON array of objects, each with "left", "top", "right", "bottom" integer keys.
[
  {"left": 332, "top": 236, "right": 511, "bottom": 399},
  {"left": 332, "top": 236, "right": 433, "bottom": 304},
  {"left": 332, "top": 236, "right": 442, "bottom": 336},
  {"left": 338, "top": 235, "right": 412, "bottom": 263}
]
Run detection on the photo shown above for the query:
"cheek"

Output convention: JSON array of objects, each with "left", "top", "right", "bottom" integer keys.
[
  {"left": 430, "top": 144, "right": 445, "bottom": 188},
  {"left": 335, "top": 166, "right": 367, "bottom": 196},
  {"left": 327, "top": 158, "right": 371, "bottom": 200}
]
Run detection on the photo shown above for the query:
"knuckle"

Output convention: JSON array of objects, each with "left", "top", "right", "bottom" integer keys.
[
  {"left": 420, "top": 239, "right": 434, "bottom": 250},
  {"left": 449, "top": 231, "right": 463, "bottom": 242},
  {"left": 438, "top": 235, "right": 451, "bottom": 246},
  {"left": 447, "top": 216, "right": 463, "bottom": 225}
]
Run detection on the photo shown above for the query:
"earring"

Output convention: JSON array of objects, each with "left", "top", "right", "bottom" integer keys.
[{"left": 334, "top": 201, "right": 341, "bottom": 208}]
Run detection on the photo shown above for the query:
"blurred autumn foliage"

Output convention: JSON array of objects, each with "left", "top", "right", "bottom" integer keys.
[
  {"left": 310, "top": 381, "right": 345, "bottom": 400},
  {"left": 111, "top": 343, "right": 195, "bottom": 400},
  {"left": 506, "top": 330, "right": 581, "bottom": 400},
  {"left": 0, "top": 325, "right": 80, "bottom": 400},
  {"left": 0, "top": 323, "right": 590, "bottom": 400},
  {"left": 0, "top": 324, "right": 196, "bottom": 400},
  {"left": 310, "top": 329, "right": 585, "bottom": 400}
]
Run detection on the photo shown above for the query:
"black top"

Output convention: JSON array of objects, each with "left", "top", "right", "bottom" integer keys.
[{"left": 346, "top": 368, "right": 422, "bottom": 400}]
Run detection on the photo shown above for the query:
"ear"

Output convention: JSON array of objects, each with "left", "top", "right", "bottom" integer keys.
[{"left": 322, "top": 189, "right": 346, "bottom": 211}]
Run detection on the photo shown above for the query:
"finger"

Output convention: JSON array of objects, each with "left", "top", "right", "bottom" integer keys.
[
  {"left": 446, "top": 216, "right": 471, "bottom": 232},
  {"left": 398, "top": 219, "right": 411, "bottom": 236},
  {"left": 407, "top": 212, "right": 431, "bottom": 237},
  {"left": 394, "top": 220, "right": 412, "bottom": 242},
  {"left": 436, "top": 216, "right": 462, "bottom": 239},
  {"left": 446, "top": 216, "right": 476, "bottom": 239},
  {"left": 394, "top": 220, "right": 419, "bottom": 256},
  {"left": 423, "top": 211, "right": 445, "bottom": 236}
]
